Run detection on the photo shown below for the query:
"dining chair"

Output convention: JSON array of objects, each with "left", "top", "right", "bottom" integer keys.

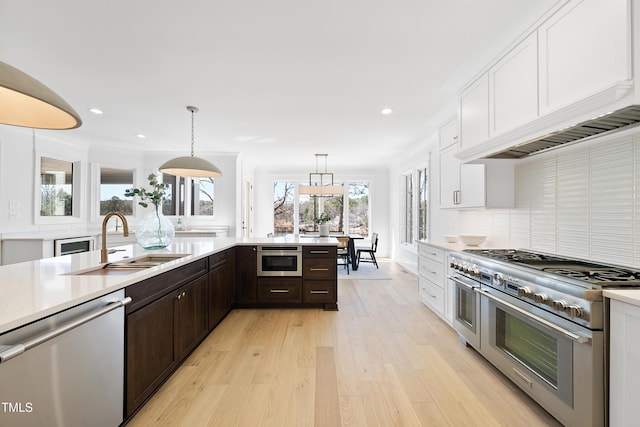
[
  {"left": 356, "top": 232, "right": 379, "bottom": 269},
  {"left": 336, "top": 236, "right": 350, "bottom": 274}
]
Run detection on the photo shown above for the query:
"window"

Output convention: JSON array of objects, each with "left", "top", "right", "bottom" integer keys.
[
  {"left": 160, "top": 174, "right": 214, "bottom": 217},
  {"left": 348, "top": 182, "right": 369, "bottom": 235},
  {"left": 192, "top": 178, "right": 214, "bottom": 215},
  {"left": 40, "top": 157, "right": 73, "bottom": 216},
  {"left": 274, "top": 182, "right": 295, "bottom": 236},
  {"left": 401, "top": 165, "right": 429, "bottom": 244},
  {"left": 272, "top": 180, "right": 370, "bottom": 236},
  {"left": 418, "top": 167, "right": 429, "bottom": 240},
  {"left": 403, "top": 174, "right": 413, "bottom": 244},
  {"left": 99, "top": 167, "right": 134, "bottom": 215}
]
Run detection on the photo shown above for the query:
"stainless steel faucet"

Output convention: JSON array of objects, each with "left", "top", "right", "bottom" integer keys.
[{"left": 101, "top": 212, "right": 129, "bottom": 263}]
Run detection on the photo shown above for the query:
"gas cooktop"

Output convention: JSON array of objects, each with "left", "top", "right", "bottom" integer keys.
[{"left": 463, "top": 249, "right": 640, "bottom": 286}]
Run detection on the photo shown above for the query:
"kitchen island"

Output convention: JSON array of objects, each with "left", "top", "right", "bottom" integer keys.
[
  {"left": 0, "top": 235, "right": 338, "bottom": 425},
  {"left": 0, "top": 235, "right": 338, "bottom": 335}
]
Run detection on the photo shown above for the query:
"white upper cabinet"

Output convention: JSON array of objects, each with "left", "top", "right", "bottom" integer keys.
[
  {"left": 459, "top": 74, "right": 489, "bottom": 151},
  {"left": 489, "top": 32, "right": 539, "bottom": 136},
  {"left": 538, "top": 0, "right": 629, "bottom": 115},
  {"left": 438, "top": 117, "right": 458, "bottom": 150}
]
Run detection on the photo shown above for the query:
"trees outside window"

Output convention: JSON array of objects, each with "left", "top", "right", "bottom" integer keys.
[
  {"left": 274, "top": 182, "right": 295, "bottom": 236},
  {"left": 40, "top": 157, "right": 73, "bottom": 217},
  {"left": 273, "top": 180, "right": 369, "bottom": 236}
]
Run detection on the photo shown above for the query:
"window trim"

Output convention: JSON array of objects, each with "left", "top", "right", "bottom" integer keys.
[
  {"left": 92, "top": 163, "right": 138, "bottom": 221},
  {"left": 35, "top": 151, "right": 83, "bottom": 225}
]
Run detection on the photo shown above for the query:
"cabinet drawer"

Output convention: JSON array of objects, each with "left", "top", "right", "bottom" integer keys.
[
  {"left": 419, "top": 277, "right": 445, "bottom": 316},
  {"left": 303, "top": 246, "right": 337, "bottom": 259},
  {"left": 418, "top": 243, "right": 445, "bottom": 263},
  {"left": 257, "top": 278, "right": 302, "bottom": 304},
  {"left": 303, "top": 258, "right": 337, "bottom": 280},
  {"left": 302, "top": 281, "right": 336, "bottom": 304},
  {"left": 126, "top": 258, "right": 208, "bottom": 314},
  {"left": 418, "top": 257, "right": 444, "bottom": 286}
]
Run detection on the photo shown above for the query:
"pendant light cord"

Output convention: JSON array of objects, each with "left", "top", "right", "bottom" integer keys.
[{"left": 190, "top": 109, "right": 195, "bottom": 157}]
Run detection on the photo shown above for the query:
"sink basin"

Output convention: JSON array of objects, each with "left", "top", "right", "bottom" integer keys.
[{"left": 70, "top": 254, "right": 189, "bottom": 276}]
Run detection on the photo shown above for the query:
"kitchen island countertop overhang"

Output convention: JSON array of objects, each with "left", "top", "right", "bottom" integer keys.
[{"left": 0, "top": 235, "right": 338, "bottom": 334}]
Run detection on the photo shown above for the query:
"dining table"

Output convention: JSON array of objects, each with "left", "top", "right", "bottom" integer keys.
[{"left": 300, "top": 233, "right": 364, "bottom": 270}]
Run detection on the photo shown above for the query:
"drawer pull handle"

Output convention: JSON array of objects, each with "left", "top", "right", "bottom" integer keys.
[
  {"left": 310, "top": 290, "right": 329, "bottom": 294},
  {"left": 270, "top": 289, "right": 290, "bottom": 293},
  {"left": 310, "top": 250, "right": 329, "bottom": 254},
  {"left": 310, "top": 268, "right": 330, "bottom": 271}
]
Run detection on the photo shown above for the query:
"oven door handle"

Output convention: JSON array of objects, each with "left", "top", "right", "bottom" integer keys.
[
  {"left": 447, "top": 275, "right": 477, "bottom": 290},
  {"left": 476, "top": 288, "right": 591, "bottom": 344}
]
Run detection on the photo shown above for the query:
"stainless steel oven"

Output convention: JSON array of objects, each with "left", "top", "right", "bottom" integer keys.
[
  {"left": 257, "top": 245, "right": 302, "bottom": 277},
  {"left": 477, "top": 286, "right": 602, "bottom": 426},
  {"left": 449, "top": 249, "right": 622, "bottom": 427},
  {"left": 448, "top": 273, "right": 481, "bottom": 349}
]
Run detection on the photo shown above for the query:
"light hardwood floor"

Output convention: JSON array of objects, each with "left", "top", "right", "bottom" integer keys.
[{"left": 127, "top": 260, "right": 562, "bottom": 426}]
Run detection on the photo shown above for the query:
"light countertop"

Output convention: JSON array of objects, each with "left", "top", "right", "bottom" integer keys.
[
  {"left": 417, "top": 239, "right": 505, "bottom": 252},
  {"left": 604, "top": 289, "right": 640, "bottom": 307},
  {"left": 0, "top": 235, "right": 337, "bottom": 334}
]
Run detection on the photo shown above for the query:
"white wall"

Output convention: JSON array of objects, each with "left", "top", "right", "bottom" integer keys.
[
  {"left": 0, "top": 125, "right": 240, "bottom": 237},
  {"left": 250, "top": 165, "right": 391, "bottom": 257}
]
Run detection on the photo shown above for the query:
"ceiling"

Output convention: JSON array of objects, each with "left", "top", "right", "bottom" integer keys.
[{"left": 0, "top": 0, "right": 559, "bottom": 168}]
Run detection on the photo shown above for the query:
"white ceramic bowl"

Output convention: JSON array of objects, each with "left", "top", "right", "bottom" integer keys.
[
  {"left": 459, "top": 234, "right": 486, "bottom": 246},
  {"left": 444, "top": 234, "right": 458, "bottom": 243}
]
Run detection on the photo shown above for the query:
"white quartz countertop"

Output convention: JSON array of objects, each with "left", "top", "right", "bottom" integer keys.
[
  {"left": 417, "top": 239, "right": 505, "bottom": 251},
  {"left": 0, "top": 235, "right": 337, "bottom": 334},
  {"left": 604, "top": 289, "right": 640, "bottom": 307}
]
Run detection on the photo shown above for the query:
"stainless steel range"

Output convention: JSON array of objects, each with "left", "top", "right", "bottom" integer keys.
[{"left": 448, "top": 249, "right": 640, "bottom": 427}]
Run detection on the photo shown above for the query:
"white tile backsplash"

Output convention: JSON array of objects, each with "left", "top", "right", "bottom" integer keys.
[{"left": 457, "top": 130, "right": 640, "bottom": 267}]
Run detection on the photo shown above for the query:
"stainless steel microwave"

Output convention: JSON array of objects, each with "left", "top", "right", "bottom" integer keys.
[{"left": 257, "top": 245, "right": 302, "bottom": 277}]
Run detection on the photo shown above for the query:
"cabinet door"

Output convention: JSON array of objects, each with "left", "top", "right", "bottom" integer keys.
[
  {"left": 459, "top": 164, "right": 486, "bottom": 208},
  {"left": 610, "top": 299, "right": 640, "bottom": 426},
  {"left": 208, "top": 257, "right": 232, "bottom": 330},
  {"left": 438, "top": 117, "right": 458, "bottom": 150},
  {"left": 459, "top": 73, "right": 489, "bottom": 150},
  {"left": 439, "top": 145, "right": 460, "bottom": 208},
  {"left": 175, "top": 274, "right": 209, "bottom": 360},
  {"left": 539, "top": 0, "right": 628, "bottom": 114},
  {"left": 235, "top": 246, "right": 257, "bottom": 304},
  {"left": 125, "top": 292, "right": 177, "bottom": 417},
  {"left": 490, "top": 32, "right": 538, "bottom": 136}
]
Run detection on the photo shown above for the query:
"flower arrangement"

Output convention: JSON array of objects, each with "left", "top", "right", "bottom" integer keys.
[
  {"left": 124, "top": 174, "right": 168, "bottom": 209},
  {"left": 314, "top": 212, "right": 330, "bottom": 224}
]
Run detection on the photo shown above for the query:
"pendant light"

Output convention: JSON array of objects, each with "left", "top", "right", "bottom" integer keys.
[
  {"left": 298, "top": 154, "right": 344, "bottom": 196},
  {"left": 0, "top": 61, "right": 82, "bottom": 129},
  {"left": 159, "top": 106, "right": 222, "bottom": 178}
]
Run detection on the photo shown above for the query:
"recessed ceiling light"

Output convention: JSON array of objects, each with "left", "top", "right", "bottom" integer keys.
[
  {"left": 135, "top": 133, "right": 146, "bottom": 139},
  {"left": 381, "top": 108, "right": 393, "bottom": 115},
  {"left": 89, "top": 107, "right": 103, "bottom": 115}
]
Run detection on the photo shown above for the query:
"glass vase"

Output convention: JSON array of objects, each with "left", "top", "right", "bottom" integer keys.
[{"left": 135, "top": 205, "right": 175, "bottom": 249}]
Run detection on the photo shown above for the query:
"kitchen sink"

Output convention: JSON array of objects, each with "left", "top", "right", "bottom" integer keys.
[{"left": 70, "top": 254, "right": 190, "bottom": 276}]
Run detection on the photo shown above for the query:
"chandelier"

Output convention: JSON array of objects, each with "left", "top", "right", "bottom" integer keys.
[{"left": 298, "top": 154, "right": 344, "bottom": 196}]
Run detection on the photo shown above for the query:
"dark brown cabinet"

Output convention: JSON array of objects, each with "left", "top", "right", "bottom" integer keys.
[
  {"left": 303, "top": 246, "right": 338, "bottom": 310},
  {"left": 257, "top": 277, "right": 303, "bottom": 304},
  {"left": 235, "top": 245, "right": 257, "bottom": 305},
  {"left": 208, "top": 249, "right": 235, "bottom": 330},
  {"left": 124, "top": 259, "right": 208, "bottom": 419}
]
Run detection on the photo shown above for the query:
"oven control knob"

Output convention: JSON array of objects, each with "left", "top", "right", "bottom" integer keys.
[
  {"left": 471, "top": 266, "right": 480, "bottom": 277},
  {"left": 517, "top": 287, "right": 533, "bottom": 298},
  {"left": 566, "top": 305, "right": 584, "bottom": 318},
  {"left": 533, "top": 293, "right": 549, "bottom": 304},
  {"left": 552, "top": 300, "right": 568, "bottom": 312},
  {"left": 462, "top": 265, "right": 470, "bottom": 274},
  {"left": 492, "top": 273, "right": 504, "bottom": 286}
]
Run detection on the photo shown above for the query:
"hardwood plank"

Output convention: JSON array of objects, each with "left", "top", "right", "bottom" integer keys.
[
  {"left": 128, "top": 259, "right": 562, "bottom": 427},
  {"left": 315, "top": 346, "right": 341, "bottom": 426}
]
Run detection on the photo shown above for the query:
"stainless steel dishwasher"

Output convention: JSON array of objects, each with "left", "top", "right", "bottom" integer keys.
[{"left": 0, "top": 290, "right": 131, "bottom": 427}]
